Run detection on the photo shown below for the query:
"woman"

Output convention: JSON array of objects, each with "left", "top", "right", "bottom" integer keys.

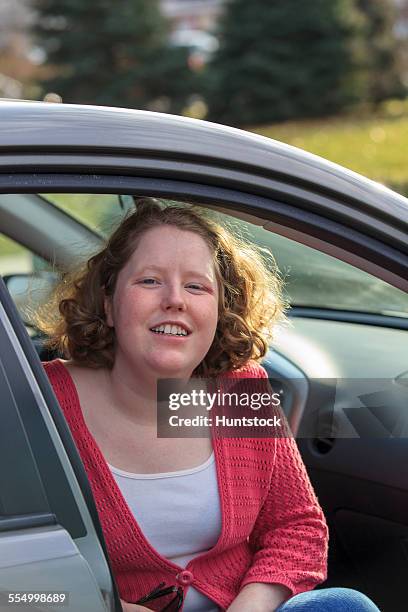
[{"left": 40, "top": 199, "right": 379, "bottom": 611}]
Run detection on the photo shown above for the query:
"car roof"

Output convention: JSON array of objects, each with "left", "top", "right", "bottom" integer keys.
[{"left": 0, "top": 100, "right": 407, "bottom": 248}]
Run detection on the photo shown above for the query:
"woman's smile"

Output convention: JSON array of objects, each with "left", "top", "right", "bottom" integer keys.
[{"left": 150, "top": 327, "right": 191, "bottom": 340}]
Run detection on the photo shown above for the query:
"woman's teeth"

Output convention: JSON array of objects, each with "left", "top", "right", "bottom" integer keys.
[{"left": 150, "top": 324, "right": 188, "bottom": 336}]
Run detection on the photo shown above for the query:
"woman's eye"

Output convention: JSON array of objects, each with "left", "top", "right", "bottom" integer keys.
[
  {"left": 140, "top": 278, "right": 159, "bottom": 285},
  {"left": 187, "top": 283, "right": 205, "bottom": 291},
  {"left": 137, "top": 279, "right": 206, "bottom": 291}
]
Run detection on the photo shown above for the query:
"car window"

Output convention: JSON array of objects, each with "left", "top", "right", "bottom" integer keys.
[
  {"left": 43, "top": 196, "right": 408, "bottom": 318},
  {"left": 1, "top": 195, "right": 407, "bottom": 320},
  {"left": 208, "top": 210, "right": 408, "bottom": 318},
  {"left": 0, "top": 234, "right": 57, "bottom": 326},
  {"left": 0, "top": 194, "right": 408, "bottom": 317},
  {"left": 0, "top": 234, "right": 50, "bottom": 276},
  {"left": 42, "top": 193, "right": 134, "bottom": 235}
]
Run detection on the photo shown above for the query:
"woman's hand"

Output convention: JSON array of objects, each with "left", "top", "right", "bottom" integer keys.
[
  {"left": 120, "top": 598, "right": 151, "bottom": 611},
  {"left": 226, "top": 583, "right": 291, "bottom": 612}
]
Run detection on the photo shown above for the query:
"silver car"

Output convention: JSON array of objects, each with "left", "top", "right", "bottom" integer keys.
[{"left": 0, "top": 101, "right": 407, "bottom": 611}]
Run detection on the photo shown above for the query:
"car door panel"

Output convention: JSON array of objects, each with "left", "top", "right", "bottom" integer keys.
[
  {"left": 0, "top": 526, "right": 108, "bottom": 611},
  {"left": 0, "top": 276, "right": 121, "bottom": 611}
]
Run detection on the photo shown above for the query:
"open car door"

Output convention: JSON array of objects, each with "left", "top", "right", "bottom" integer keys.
[{"left": 0, "top": 275, "right": 122, "bottom": 611}]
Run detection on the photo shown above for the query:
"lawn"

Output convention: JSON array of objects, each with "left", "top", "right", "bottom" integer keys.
[{"left": 251, "top": 110, "right": 408, "bottom": 197}]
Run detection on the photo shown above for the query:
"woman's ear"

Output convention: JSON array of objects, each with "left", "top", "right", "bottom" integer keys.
[{"left": 104, "top": 295, "right": 114, "bottom": 328}]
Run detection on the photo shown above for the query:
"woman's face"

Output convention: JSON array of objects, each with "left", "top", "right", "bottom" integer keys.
[{"left": 105, "top": 225, "right": 219, "bottom": 379}]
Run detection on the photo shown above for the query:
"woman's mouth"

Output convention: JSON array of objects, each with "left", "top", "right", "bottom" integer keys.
[{"left": 150, "top": 324, "right": 190, "bottom": 337}]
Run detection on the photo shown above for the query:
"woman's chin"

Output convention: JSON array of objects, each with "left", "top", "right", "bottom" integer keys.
[
  {"left": 150, "top": 358, "right": 196, "bottom": 380},
  {"left": 140, "top": 347, "right": 205, "bottom": 379}
]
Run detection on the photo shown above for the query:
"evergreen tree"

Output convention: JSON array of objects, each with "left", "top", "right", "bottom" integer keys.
[
  {"left": 205, "top": 0, "right": 361, "bottom": 127},
  {"left": 355, "top": 0, "right": 405, "bottom": 104},
  {"left": 34, "top": 0, "right": 196, "bottom": 113}
]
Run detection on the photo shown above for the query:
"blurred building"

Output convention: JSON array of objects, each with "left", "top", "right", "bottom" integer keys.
[
  {"left": 161, "top": 0, "right": 223, "bottom": 68},
  {"left": 160, "top": 0, "right": 223, "bottom": 31}
]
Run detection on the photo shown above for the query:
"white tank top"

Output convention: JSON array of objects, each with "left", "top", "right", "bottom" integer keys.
[{"left": 108, "top": 452, "right": 222, "bottom": 611}]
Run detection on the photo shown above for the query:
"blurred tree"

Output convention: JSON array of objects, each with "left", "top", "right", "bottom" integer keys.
[
  {"left": 355, "top": 0, "right": 406, "bottom": 105},
  {"left": 33, "top": 0, "right": 196, "bottom": 113},
  {"left": 204, "top": 0, "right": 363, "bottom": 127}
]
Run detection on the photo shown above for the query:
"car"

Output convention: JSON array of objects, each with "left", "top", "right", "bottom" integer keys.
[{"left": 0, "top": 100, "right": 407, "bottom": 612}]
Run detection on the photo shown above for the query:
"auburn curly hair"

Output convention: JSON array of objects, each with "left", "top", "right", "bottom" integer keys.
[{"left": 38, "top": 198, "right": 287, "bottom": 376}]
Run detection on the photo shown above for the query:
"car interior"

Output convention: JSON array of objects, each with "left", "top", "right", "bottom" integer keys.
[{"left": 1, "top": 192, "right": 407, "bottom": 611}]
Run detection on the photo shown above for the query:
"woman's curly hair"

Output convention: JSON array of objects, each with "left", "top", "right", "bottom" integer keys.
[{"left": 38, "top": 198, "right": 287, "bottom": 376}]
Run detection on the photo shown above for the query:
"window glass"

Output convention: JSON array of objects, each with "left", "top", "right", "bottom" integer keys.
[
  {"left": 208, "top": 210, "right": 408, "bottom": 318},
  {"left": 0, "top": 235, "right": 55, "bottom": 327},
  {"left": 2, "top": 194, "right": 407, "bottom": 319},
  {"left": 42, "top": 193, "right": 133, "bottom": 235},
  {"left": 0, "top": 235, "right": 49, "bottom": 276}
]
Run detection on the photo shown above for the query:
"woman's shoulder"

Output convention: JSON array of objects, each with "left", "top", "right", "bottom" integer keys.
[
  {"left": 42, "top": 358, "right": 69, "bottom": 384},
  {"left": 42, "top": 359, "right": 88, "bottom": 413},
  {"left": 219, "top": 360, "right": 268, "bottom": 380},
  {"left": 43, "top": 358, "right": 92, "bottom": 384}
]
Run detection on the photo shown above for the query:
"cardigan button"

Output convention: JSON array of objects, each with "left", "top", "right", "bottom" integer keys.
[{"left": 176, "top": 570, "right": 194, "bottom": 586}]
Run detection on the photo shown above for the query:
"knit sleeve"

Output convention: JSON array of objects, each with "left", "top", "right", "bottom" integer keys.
[{"left": 239, "top": 365, "right": 328, "bottom": 597}]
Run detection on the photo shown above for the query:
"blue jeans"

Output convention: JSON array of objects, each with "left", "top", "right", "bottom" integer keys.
[{"left": 275, "top": 588, "right": 380, "bottom": 611}]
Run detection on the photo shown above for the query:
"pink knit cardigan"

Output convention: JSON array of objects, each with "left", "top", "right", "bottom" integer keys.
[{"left": 43, "top": 359, "right": 328, "bottom": 611}]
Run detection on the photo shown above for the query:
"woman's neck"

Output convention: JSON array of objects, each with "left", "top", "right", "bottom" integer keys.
[{"left": 106, "top": 357, "right": 191, "bottom": 427}]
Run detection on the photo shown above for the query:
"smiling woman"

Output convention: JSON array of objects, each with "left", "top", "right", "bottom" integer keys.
[
  {"left": 37, "top": 198, "right": 284, "bottom": 375},
  {"left": 37, "top": 198, "right": 379, "bottom": 612}
]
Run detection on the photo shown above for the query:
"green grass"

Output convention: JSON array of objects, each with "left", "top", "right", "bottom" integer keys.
[{"left": 250, "top": 112, "right": 408, "bottom": 197}]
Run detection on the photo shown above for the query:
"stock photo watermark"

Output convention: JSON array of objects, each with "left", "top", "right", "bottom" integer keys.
[{"left": 156, "top": 376, "right": 408, "bottom": 439}]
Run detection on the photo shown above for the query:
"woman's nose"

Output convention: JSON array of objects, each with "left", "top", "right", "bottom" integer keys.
[{"left": 161, "top": 285, "right": 187, "bottom": 311}]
